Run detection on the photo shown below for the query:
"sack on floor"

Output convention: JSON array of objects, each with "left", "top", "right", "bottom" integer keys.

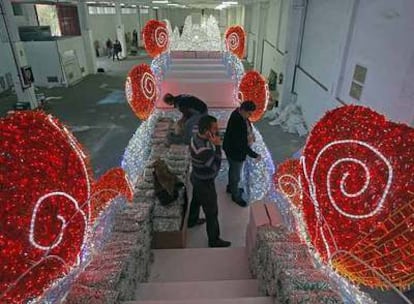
[{"left": 153, "top": 158, "right": 184, "bottom": 206}]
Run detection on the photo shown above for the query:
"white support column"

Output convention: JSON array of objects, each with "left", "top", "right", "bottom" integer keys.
[
  {"left": 115, "top": 3, "right": 127, "bottom": 58},
  {"left": 0, "top": 0, "right": 38, "bottom": 109},
  {"left": 136, "top": 6, "right": 141, "bottom": 46},
  {"left": 78, "top": 0, "right": 97, "bottom": 75},
  {"left": 219, "top": 8, "right": 227, "bottom": 35},
  {"left": 254, "top": 1, "right": 268, "bottom": 72}
]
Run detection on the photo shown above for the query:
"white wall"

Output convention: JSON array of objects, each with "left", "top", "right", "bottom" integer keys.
[
  {"left": 158, "top": 8, "right": 220, "bottom": 30},
  {"left": 245, "top": 3, "right": 259, "bottom": 64},
  {"left": 337, "top": 0, "right": 414, "bottom": 125},
  {"left": 294, "top": 0, "right": 356, "bottom": 127},
  {"left": 88, "top": 13, "right": 140, "bottom": 52},
  {"left": 293, "top": 0, "right": 414, "bottom": 127},
  {"left": 0, "top": 4, "right": 38, "bottom": 94},
  {"left": 0, "top": 16, "right": 15, "bottom": 93},
  {"left": 261, "top": 0, "right": 290, "bottom": 105},
  {"left": 23, "top": 40, "right": 63, "bottom": 87},
  {"left": 14, "top": 4, "right": 38, "bottom": 27}
]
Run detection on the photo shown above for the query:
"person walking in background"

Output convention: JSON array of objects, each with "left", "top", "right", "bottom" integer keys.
[
  {"left": 132, "top": 29, "right": 138, "bottom": 47},
  {"left": 163, "top": 93, "right": 208, "bottom": 144},
  {"left": 113, "top": 39, "right": 122, "bottom": 61},
  {"left": 223, "top": 101, "right": 261, "bottom": 207},
  {"left": 188, "top": 115, "right": 231, "bottom": 248},
  {"left": 106, "top": 38, "right": 113, "bottom": 58},
  {"left": 93, "top": 40, "right": 100, "bottom": 57}
]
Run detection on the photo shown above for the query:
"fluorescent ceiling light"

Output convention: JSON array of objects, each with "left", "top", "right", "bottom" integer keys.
[
  {"left": 223, "top": 1, "right": 238, "bottom": 4},
  {"left": 152, "top": 0, "right": 168, "bottom": 3},
  {"left": 153, "top": 6, "right": 159, "bottom": 9},
  {"left": 215, "top": 4, "right": 227, "bottom": 9}
]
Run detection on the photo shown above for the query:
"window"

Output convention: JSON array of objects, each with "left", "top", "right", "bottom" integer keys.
[
  {"left": 56, "top": 4, "right": 81, "bottom": 36},
  {"left": 88, "top": 5, "right": 116, "bottom": 15},
  {"left": 36, "top": 4, "right": 61, "bottom": 36},
  {"left": 12, "top": 3, "right": 24, "bottom": 16},
  {"left": 88, "top": 6, "right": 98, "bottom": 15},
  {"left": 122, "top": 8, "right": 137, "bottom": 14}
]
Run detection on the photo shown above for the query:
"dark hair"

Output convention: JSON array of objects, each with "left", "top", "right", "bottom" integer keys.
[
  {"left": 163, "top": 93, "right": 175, "bottom": 105},
  {"left": 240, "top": 100, "right": 256, "bottom": 112},
  {"left": 198, "top": 115, "right": 217, "bottom": 134}
]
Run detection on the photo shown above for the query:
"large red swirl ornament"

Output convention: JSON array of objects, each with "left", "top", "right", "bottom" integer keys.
[
  {"left": 0, "top": 111, "right": 92, "bottom": 302},
  {"left": 238, "top": 70, "right": 269, "bottom": 122},
  {"left": 274, "top": 159, "right": 302, "bottom": 209},
  {"left": 142, "top": 19, "right": 169, "bottom": 58},
  {"left": 91, "top": 167, "right": 133, "bottom": 221},
  {"left": 126, "top": 64, "right": 158, "bottom": 120},
  {"left": 300, "top": 105, "right": 414, "bottom": 288},
  {"left": 225, "top": 25, "right": 246, "bottom": 59},
  {"left": 0, "top": 111, "right": 133, "bottom": 303}
]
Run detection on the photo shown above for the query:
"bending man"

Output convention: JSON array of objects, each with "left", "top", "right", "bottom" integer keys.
[{"left": 163, "top": 93, "right": 208, "bottom": 144}]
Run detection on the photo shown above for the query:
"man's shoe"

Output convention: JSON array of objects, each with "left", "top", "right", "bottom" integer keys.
[
  {"left": 209, "top": 238, "right": 231, "bottom": 248},
  {"left": 232, "top": 197, "right": 248, "bottom": 207},
  {"left": 226, "top": 185, "right": 244, "bottom": 194},
  {"left": 188, "top": 218, "right": 206, "bottom": 228}
]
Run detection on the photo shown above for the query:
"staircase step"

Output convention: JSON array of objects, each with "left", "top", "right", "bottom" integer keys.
[
  {"left": 124, "top": 296, "right": 275, "bottom": 304},
  {"left": 166, "top": 70, "right": 228, "bottom": 79},
  {"left": 170, "top": 63, "right": 226, "bottom": 71},
  {"left": 171, "top": 58, "right": 223, "bottom": 65},
  {"left": 135, "top": 279, "right": 260, "bottom": 300},
  {"left": 149, "top": 247, "right": 251, "bottom": 282}
]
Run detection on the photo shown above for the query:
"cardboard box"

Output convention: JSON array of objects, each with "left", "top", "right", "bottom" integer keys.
[{"left": 151, "top": 187, "right": 190, "bottom": 249}]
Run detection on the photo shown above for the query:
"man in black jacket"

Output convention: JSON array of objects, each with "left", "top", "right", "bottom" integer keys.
[
  {"left": 223, "top": 101, "right": 261, "bottom": 207},
  {"left": 163, "top": 93, "right": 208, "bottom": 144}
]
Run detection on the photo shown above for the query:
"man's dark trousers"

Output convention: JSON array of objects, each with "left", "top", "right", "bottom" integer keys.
[
  {"left": 227, "top": 157, "right": 243, "bottom": 201},
  {"left": 189, "top": 177, "right": 219, "bottom": 242}
]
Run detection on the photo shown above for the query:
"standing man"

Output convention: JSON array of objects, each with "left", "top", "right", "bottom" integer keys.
[
  {"left": 223, "top": 101, "right": 261, "bottom": 207},
  {"left": 163, "top": 93, "right": 208, "bottom": 144},
  {"left": 188, "top": 115, "right": 231, "bottom": 248},
  {"left": 132, "top": 29, "right": 138, "bottom": 47},
  {"left": 113, "top": 39, "right": 122, "bottom": 61},
  {"left": 106, "top": 38, "right": 113, "bottom": 58}
]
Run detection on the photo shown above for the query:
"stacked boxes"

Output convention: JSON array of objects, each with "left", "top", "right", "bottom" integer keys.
[
  {"left": 247, "top": 202, "right": 343, "bottom": 304},
  {"left": 134, "top": 117, "right": 191, "bottom": 248},
  {"left": 64, "top": 203, "right": 152, "bottom": 303}
]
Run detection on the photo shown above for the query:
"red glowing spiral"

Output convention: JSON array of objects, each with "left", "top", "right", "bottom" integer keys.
[
  {"left": 238, "top": 70, "right": 269, "bottom": 122},
  {"left": 0, "top": 111, "right": 93, "bottom": 303},
  {"left": 142, "top": 19, "right": 169, "bottom": 58},
  {"left": 225, "top": 25, "right": 246, "bottom": 58},
  {"left": 126, "top": 63, "right": 158, "bottom": 120},
  {"left": 301, "top": 105, "right": 414, "bottom": 288}
]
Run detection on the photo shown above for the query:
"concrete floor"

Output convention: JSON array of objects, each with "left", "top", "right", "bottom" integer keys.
[{"left": 1, "top": 54, "right": 411, "bottom": 304}]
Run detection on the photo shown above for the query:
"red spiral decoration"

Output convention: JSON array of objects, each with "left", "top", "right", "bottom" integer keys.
[
  {"left": 301, "top": 105, "right": 414, "bottom": 288},
  {"left": 126, "top": 63, "right": 158, "bottom": 120},
  {"left": 0, "top": 111, "right": 93, "bottom": 303},
  {"left": 273, "top": 159, "right": 302, "bottom": 209},
  {"left": 238, "top": 70, "right": 269, "bottom": 122},
  {"left": 225, "top": 25, "right": 246, "bottom": 58},
  {"left": 142, "top": 19, "right": 169, "bottom": 58},
  {"left": 91, "top": 167, "right": 134, "bottom": 221}
]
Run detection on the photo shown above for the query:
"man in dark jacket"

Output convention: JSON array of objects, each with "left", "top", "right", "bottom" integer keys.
[
  {"left": 188, "top": 115, "right": 231, "bottom": 247},
  {"left": 223, "top": 101, "right": 261, "bottom": 207},
  {"left": 163, "top": 93, "right": 208, "bottom": 144}
]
